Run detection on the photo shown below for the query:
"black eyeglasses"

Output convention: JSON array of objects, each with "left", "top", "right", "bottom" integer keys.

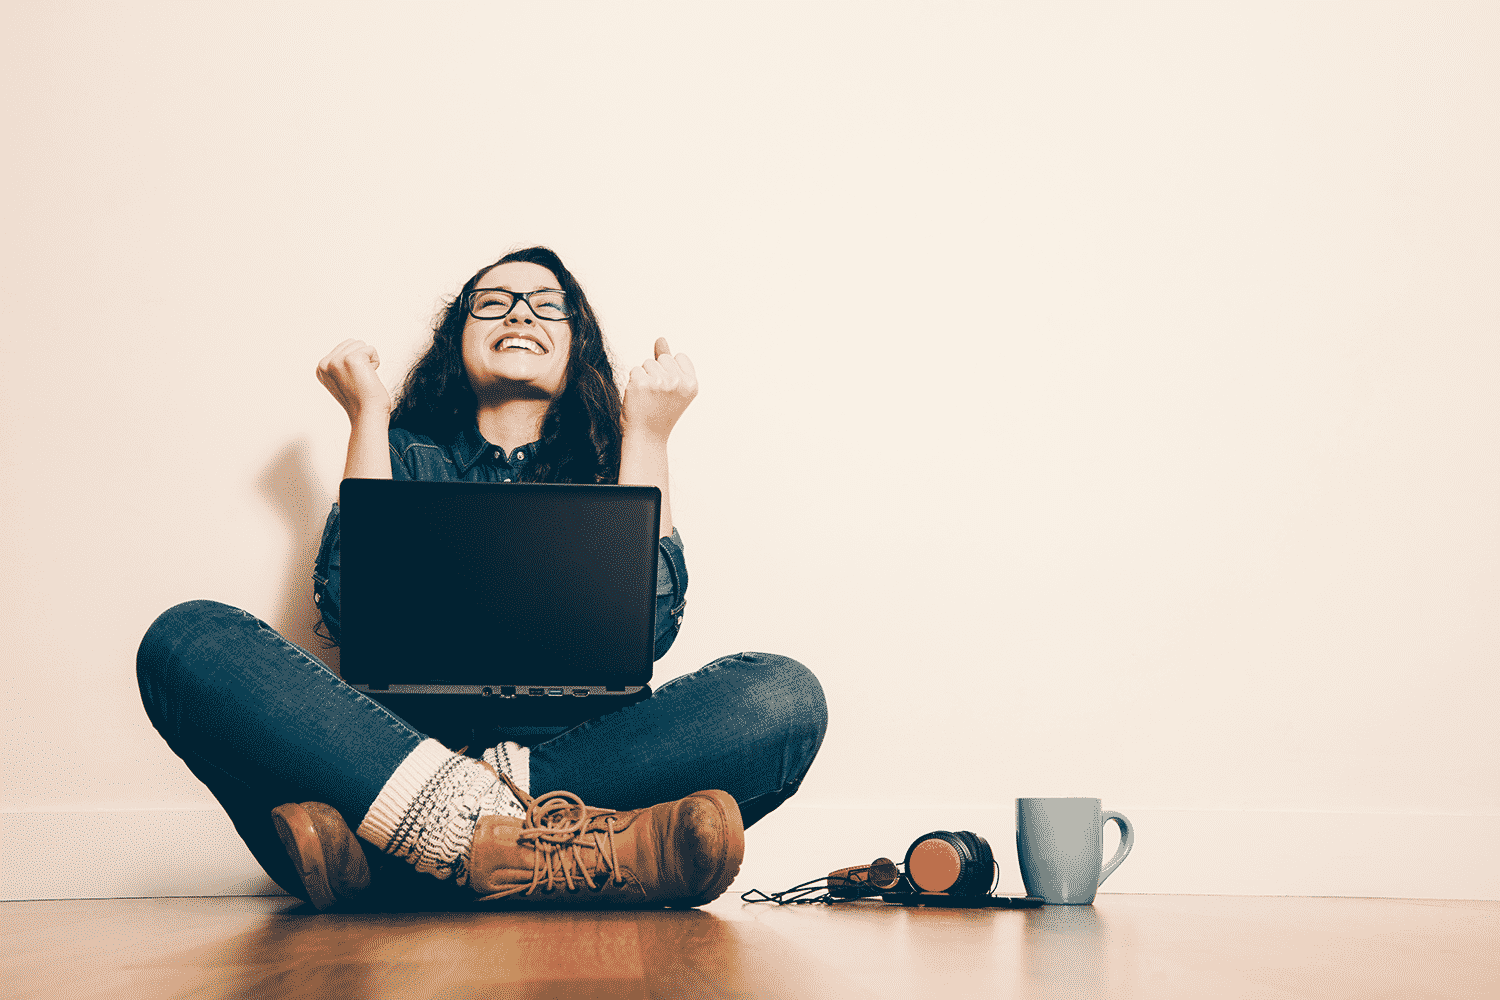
[{"left": 468, "top": 287, "right": 570, "bottom": 322}]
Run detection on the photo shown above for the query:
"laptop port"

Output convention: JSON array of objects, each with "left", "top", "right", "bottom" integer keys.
[
  {"left": 572, "top": 688, "right": 589, "bottom": 697},
  {"left": 529, "top": 688, "right": 544, "bottom": 696},
  {"left": 500, "top": 686, "right": 516, "bottom": 698},
  {"left": 547, "top": 688, "right": 564, "bottom": 697}
]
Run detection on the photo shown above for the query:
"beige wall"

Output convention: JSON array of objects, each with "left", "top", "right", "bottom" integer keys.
[{"left": 3, "top": 2, "right": 1497, "bottom": 900}]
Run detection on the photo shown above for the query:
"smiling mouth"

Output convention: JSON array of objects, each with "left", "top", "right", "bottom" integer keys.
[{"left": 495, "top": 337, "right": 546, "bottom": 355}]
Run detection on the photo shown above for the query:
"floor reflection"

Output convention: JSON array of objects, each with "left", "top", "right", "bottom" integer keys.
[
  {"left": 127, "top": 904, "right": 840, "bottom": 1000},
  {"left": 22, "top": 891, "right": 1494, "bottom": 1000},
  {"left": 1019, "top": 904, "right": 1113, "bottom": 998}
]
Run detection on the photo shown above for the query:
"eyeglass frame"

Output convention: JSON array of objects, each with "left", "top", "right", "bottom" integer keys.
[{"left": 466, "top": 286, "right": 572, "bottom": 322}]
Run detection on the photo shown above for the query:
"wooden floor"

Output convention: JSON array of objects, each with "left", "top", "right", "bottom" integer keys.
[{"left": 3, "top": 892, "right": 1496, "bottom": 999}]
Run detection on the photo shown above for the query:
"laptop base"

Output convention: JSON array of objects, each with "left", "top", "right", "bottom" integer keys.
[{"left": 351, "top": 683, "right": 646, "bottom": 698}]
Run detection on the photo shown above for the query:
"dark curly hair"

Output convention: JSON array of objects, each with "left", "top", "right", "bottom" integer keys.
[{"left": 389, "top": 247, "right": 622, "bottom": 484}]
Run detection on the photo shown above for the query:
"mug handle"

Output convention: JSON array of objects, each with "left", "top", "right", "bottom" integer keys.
[{"left": 1097, "top": 811, "right": 1134, "bottom": 887}]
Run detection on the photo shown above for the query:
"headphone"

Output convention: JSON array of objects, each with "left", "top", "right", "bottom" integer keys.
[
  {"left": 828, "top": 829, "right": 996, "bottom": 899},
  {"left": 744, "top": 828, "right": 1042, "bottom": 908}
]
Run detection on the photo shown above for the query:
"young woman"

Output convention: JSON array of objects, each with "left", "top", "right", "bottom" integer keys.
[{"left": 137, "top": 247, "right": 827, "bottom": 910}]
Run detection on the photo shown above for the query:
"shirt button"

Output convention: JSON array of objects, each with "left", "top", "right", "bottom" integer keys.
[
  {"left": 493, "top": 450, "right": 501, "bottom": 459},
  {"left": 516, "top": 450, "right": 525, "bottom": 460},
  {"left": 314, "top": 593, "right": 321, "bottom": 603}
]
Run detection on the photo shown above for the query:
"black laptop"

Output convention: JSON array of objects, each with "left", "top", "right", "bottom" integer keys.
[{"left": 338, "top": 479, "right": 660, "bottom": 701}]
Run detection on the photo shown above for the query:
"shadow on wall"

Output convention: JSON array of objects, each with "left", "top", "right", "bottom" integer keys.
[{"left": 257, "top": 436, "right": 340, "bottom": 675}]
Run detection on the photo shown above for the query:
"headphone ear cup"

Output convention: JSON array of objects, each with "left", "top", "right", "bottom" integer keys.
[
  {"left": 903, "top": 831, "right": 975, "bottom": 895},
  {"left": 952, "top": 831, "right": 994, "bottom": 896},
  {"left": 828, "top": 857, "right": 902, "bottom": 898},
  {"left": 904, "top": 830, "right": 996, "bottom": 896},
  {"left": 904, "top": 831, "right": 957, "bottom": 893}
]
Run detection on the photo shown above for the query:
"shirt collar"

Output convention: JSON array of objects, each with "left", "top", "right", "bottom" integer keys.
[{"left": 452, "top": 423, "right": 541, "bottom": 477}]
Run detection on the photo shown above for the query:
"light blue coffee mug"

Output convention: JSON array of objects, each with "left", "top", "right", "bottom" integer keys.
[{"left": 1016, "top": 797, "right": 1134, "bottom": 905}]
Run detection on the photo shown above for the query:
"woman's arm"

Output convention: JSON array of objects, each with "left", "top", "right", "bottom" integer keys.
[
  {"left": 311, "top": 339, "right": 397, "bottom": 644},
  {"left": 343, "top": 412, "right": 394, "bottom": 481},
  {"left": 312, "top": 503, "right": 343, "bottom": 644},
  {"left": 618, "top": 430, "right": 674, "bottom": 537},
  {"left": 652, "top": 528, "right": 688, "bottom": 659},
  {"left": 317, "top": 339, "right": 393, "bottom": 480},
  {"left": 619, "top": 337, "right": 697, "bottom": 538}
]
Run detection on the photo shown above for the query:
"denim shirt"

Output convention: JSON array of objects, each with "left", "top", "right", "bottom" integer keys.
[{"left": 311, "top": 423, "right": 689, "bottom": 659}]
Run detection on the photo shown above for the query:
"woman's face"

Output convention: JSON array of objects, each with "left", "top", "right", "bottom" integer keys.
[{"left": 461, "top": 261, "right": 573, "bottom": 400}]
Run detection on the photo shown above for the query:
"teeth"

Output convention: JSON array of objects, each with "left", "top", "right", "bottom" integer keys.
[{"left": 497, "top": 337, "right": 544, "bottom": 355}]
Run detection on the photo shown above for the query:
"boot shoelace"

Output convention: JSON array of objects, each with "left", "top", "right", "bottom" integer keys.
[{"left": 493, "top": 769, "right": 628, "bottom": 897}]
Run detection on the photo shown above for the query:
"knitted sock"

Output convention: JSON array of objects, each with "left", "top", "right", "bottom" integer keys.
[
  {"left": 356, "top": 738, "right": 530, "bottom": 884},
  {"left": 484, "top": 740, "right": 530, "bottom": 798}
]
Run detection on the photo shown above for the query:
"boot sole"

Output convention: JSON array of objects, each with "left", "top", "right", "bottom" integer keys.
[
  {"left": 672, "top": 789, "right": 745, "bottom": 908},
  {"left": 271, "top": 803, "right": 336, "bottom": 912}
]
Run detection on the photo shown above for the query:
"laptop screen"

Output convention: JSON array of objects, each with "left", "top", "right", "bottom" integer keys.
[{"left": 339, "top": 480, "right": 660, "bottom": 691}]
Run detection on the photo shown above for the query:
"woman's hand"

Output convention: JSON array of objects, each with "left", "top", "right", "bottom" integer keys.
[
  {"left": 317, "top": 339, "right": 392, "bottom": 422},
  {"left": 621, "top": 337, "right": 698, "bottom": 442},
  {"left": 619, "top": 337, "right": 694, "bottom": 536},
  {"left": 318, "top": 340, "right": 394, "bottom": 480}
]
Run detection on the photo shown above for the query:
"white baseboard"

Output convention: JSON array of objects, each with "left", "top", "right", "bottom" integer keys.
[
  {"left": 3, "top": 809, "right": 285, "bottom": 901},
  {"left": 4, "top": 805, "right": 1495, "bottom": 902}
]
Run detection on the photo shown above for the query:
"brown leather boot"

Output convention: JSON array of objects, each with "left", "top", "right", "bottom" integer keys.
[
  {"left": 271, "top": 801, "right": 371, "bottom": 912},
  {"left": 467, "top": 772, "right": 745, "bottom": 908}
]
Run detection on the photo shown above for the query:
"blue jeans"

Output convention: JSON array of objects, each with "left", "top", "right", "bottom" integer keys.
[{"left": 137, "top": 600, "right": 827, "bottom": 903}]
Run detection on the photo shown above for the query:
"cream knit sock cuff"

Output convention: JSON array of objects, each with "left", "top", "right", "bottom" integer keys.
[
  {"left": 357, "top": 738, "right": 454, "bottom": 852},
  {"left": 357, "top": 738, "right": 531, "bottom": 885}
]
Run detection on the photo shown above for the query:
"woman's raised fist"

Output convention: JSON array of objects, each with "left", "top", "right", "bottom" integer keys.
[
  {"left": 621, "top": 337, "right": 698, "bottom": 441},
  {"left": 316, "top": 339, "right": 392, "bottom": 421}
]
